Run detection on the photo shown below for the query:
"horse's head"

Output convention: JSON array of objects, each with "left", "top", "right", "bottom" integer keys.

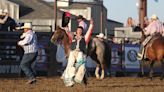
[
  {"left": 51, "top": 26, "right": 66, "bottom": 44},
  {"left": 51, "top": 26, "right": 71, "bottom": 59}
]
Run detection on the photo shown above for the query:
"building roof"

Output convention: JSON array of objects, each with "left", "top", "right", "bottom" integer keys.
[
  {"left": 107, "top": 19, "right": 123, "bottom": 25},
  {"left": 56, "top": 1, "right": 106, "bottom": 9},
  {"left": 8, "top": 0, "right": 57, "bottom": 19}
]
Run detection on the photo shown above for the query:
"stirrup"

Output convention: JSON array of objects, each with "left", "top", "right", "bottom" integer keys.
[{"left": 137, "top": 53, "right": 143, "bottom": 60}]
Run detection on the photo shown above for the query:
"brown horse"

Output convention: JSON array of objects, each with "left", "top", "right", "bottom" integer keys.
[
  {"left": 51, "top": 26, "right": 111, "bottom": 79},
  {"left": 51, "top": 26, "right": 71, "bottom": 59},
  {"left": 141, "top": 30, "right": 164, "bottom": 80}
]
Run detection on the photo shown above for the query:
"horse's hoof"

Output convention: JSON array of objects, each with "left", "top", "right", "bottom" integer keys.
[
  {"left": 96, "top": 77, "right": 100, "bottom": 80},
  {"left": 149, "top": 77, "right": 153, "bottom": 81},
  {"left": 60, "top": 76, "right": 64, "bottom": 79},
  {"left": 95, "top": 75, "right": 100, "bottom": 79},
  {"left": 100, "top": 76, "right": 104, "bottom": 80},
  {"left": 100, "top": 78, "right": 104, "bottom": 80}
]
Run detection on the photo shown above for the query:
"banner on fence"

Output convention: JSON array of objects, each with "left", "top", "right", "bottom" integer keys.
[
  {"left": 111, "top": 44, "right": 122, "bottom": 65},
  {"left": 0, "top": 61, "right": 21, "bottom": 77},
  {"left": 124, "top": 44, "right": 140, "bottom": 69}
]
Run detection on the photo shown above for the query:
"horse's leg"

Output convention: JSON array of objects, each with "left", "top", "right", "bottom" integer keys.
[
  {"left": 149, "top": 61, "right": 155, "bottom": 80},
  {"left": 140, "top": 60, "right": 145, "bottom": 77},
  {"left": 95, "top": 64, "right": 100, "bottom": 79},
  {"left": 160, "top": 59, "right": 164, "bottom": 80},
  {"left": 100, "top": 63, "right": 105, "bottom": 79}
]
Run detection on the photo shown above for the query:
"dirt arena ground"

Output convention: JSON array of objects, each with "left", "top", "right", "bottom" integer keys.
[{"left": 0, "top": 76, "right": 164, "bottom": 92}]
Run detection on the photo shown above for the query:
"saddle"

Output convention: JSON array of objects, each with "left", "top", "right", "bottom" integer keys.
[{"left": 143, "top": 34, "right": 162, "bottom": 59}]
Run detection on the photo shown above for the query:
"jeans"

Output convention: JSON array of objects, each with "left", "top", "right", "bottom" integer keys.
[{"left": 20, "top": 52, "right": 38, "bottom": 80}]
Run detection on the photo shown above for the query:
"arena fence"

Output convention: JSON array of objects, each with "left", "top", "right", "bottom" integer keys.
[
  {"left": 0, "top": 31, "right": 162, "bottom": 77},
  {"left": 0, "top": 31, "right": 61, "bottom": 77}
]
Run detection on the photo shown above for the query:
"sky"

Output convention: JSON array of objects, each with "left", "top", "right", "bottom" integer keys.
[
  {"left": 104, "top": 0, "right": 164, "bottom": 24},
  {"left": 45, "top": 0, "right": 164, "bottom": 24}
]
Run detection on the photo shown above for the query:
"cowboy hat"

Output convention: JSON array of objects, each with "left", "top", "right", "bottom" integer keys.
[
  {"left": 151, "top": 14, "right": 158, "bottom": 20},
  {"left": 3, "top": 9, "right": 8, "bottom": 13},
  {"left": 0, "top": 9, "right": 3, "bottom": 15},
  {"left": 21, "top": 22, "right": 32, "bottom": 29},
  {"left": 96, "top": 33, "right": 105, "bottom": 39}
]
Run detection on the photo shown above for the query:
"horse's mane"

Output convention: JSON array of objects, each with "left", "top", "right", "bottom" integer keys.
[
  {"left": 56, "top": 26, "right": 70, "bottom": 43},
  {"left": 56, "top": 26, "right": 68, "bottom": 36}
]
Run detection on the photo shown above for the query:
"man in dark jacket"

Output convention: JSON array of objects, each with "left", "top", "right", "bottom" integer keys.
[{"left": 1, "top": 9, "right": 17, "bottom": 31}]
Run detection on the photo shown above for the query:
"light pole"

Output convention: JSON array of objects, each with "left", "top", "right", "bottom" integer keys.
[
  {"left": 136, "top": 1, "right": 139, "bottom": 24},
  {"left": 54, "top": 0, "right": 57, "bottom": 30},
  {"left": 139, "top": 0, "right": 147, "bottom": 28},
  {"left": 100, "top": 3, "right": 103, "bottom": 33}
]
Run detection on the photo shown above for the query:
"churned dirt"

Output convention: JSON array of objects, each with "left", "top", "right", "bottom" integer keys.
[{"left": 0, "top": 76, "right": 164, "bottom": 92}]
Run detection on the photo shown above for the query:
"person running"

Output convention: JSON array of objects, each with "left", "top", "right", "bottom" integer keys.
[{"left": 17, "top": 22, "right": 38, "bottom": 84}]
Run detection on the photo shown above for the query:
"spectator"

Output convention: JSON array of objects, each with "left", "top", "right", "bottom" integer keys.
[
  {"left": 1, "top": 9, "right": 17, "bottom": 31},
  {"left": 144, "top": 17, "right": 149, "bottom": 28},
  {"left": 126, "top": 17, "right": 136, "bottom": 27},
  {"left": 0, "top": 9, "right": 8, "bottom": 30},
  {"left": 77, "top": 15, "right": 88, "bottom": 34}
]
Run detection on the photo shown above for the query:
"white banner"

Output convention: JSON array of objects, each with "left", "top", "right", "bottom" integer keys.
[{"left": 124, "top": 45, "right": 140, "bottom": 69}]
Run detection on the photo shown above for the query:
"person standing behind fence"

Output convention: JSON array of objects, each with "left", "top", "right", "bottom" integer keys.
[
  {"left": 1, "top": 9, "right": 17, "bottom": 31},
  {"left": 0, "top": 9, "right": 8, "bottom": 30},
  {"left": 126, "top": 17, "right": 136, "bottom": 28},
  {"left": 17, "top": 22, "right": 38, "bottom": 84},
  {"left": 77, "top": 15, "right": 88, "bottom": 34},
  {"left": 144, "top": 17, "right": 149, "bottom": 28}
]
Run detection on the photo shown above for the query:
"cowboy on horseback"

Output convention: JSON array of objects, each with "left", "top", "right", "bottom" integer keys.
[{"left": 137, "top": 14, "right": 164, "bottom": 60}]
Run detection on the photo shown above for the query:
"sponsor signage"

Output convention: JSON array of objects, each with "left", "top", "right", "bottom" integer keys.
[
  {"left": 0, "top": 61, "right": 21, "bottom": 76},
  {"left": 0, "top": 65, "right": 20, "bottom": 74},
  {"left": 111, "top": 44, "right": 122, "bottom": 65},
  {"left": 124, "top": 44, "right": 140, "bottom": 69}
]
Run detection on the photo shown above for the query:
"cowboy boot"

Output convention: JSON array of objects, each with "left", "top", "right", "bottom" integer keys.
[
  {"left": 137, "top": 45, "right": 144, "bottom": 60},
  {"left": 26, "top": 78, "right": 36, "bottom": 84}
]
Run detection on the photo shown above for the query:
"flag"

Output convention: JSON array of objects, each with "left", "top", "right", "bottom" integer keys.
[{"left": 62, "top": 12, "right": 71, "bottom": 27}]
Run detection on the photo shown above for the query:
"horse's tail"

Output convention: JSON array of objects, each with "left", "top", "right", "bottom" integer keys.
[
  {"left": 103, "top": 41, "right": 111, "bottom": 74},
  {"left": 86, "top": 39, "right": 91, "bottom": 56},
  {"left": 86, "top": 39, "right": 95, "bottom": 56}
]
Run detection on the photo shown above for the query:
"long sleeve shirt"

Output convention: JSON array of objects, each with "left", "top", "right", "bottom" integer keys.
[
  {"left": 84, "top": 23, "right": 93, "bottom": 44},
  {"left": 144, "top": 20, "right": 164, "bottom": 36},
  {"left": 18, "top": 30, "right": 38, "bottom": 54},
  {"left": 0, "top": 15, "right": 8, "bottom": 24},
  {"left": 67, "top": 23, "right": 93, "bottom": 45},
  {"left": 79, "top": 21, "right": 87, "bottom": 32},
  {"left": 69, "top": 23, "right": 93, "bottom": 53}
]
